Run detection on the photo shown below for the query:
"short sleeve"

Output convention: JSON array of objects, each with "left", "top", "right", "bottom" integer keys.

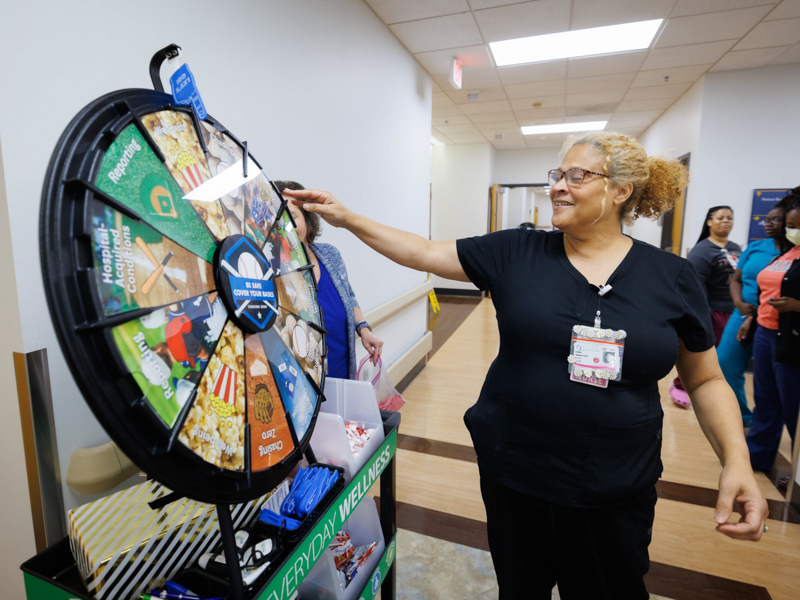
[
  {"left": 737, "top": 242, "right": 755, "bottom": 272},
  {"left": 687, "top": 245, "right": 712, "bottom": 284},
  {"left": 674, "top": 261, "right": 716, "bottom": 352},
  {"left": 456, "top": 229, "right": 525, "bottom": 291}
]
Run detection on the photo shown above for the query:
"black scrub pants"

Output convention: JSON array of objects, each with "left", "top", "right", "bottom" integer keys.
[{"left": 480, "top": 471, "right": 656, "bottom": 600}]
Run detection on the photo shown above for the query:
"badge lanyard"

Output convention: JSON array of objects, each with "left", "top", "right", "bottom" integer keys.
[{"left": 567, "top": 284, "right": 626, "bottom": 388}]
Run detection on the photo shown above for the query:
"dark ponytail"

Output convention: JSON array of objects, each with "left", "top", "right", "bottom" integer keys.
[{"left": 697, "top": 205, "right": 733, "bottom": 244}]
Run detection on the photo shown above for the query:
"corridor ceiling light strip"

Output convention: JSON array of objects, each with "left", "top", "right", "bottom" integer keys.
[
  {"left": 490, "top": 19, "right": 662, "bottom": 67},
  {"left": 521, "top": 121, "right": 607, "bottom": 135}
]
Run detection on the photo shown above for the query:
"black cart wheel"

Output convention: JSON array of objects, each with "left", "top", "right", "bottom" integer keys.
[{"left": 41, "top": 89, "right": 326, "bottom": 503}]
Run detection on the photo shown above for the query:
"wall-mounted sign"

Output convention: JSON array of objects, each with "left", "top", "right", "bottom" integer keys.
[{"left": 749, "top": 188, "right": 791, "bottom": 242}]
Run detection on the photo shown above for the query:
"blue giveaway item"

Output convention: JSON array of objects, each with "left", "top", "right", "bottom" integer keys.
[
  {"left": 169, "top": 63, "right": 207, "bottom": 120},
  {"left": 258, "top": 508, "right": 302, "bottom": 530}
]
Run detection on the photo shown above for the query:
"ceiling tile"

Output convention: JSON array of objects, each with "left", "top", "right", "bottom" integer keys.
[
  {"left": 447, "top": 131, "right": 490, "bottom": 143},
  {"left": 468, "top": 0, "right": 531, "bottom": 8},
  {"left": 436, "top": 123, "right": 482, "bottom": 134},
  {"left": 768, "top": 42, "right": 800, "bottom": 63},
  {"left": 764, "top": 0, "right": 800, "bottom": 20},
  {"left": 476, "top": 121, "right": 522, "bottom": 132},
  {"left": 525, "top": 134, "right": 565, "bottom": 148},
  {"left": 431, "top": 129, "right": 454, "bottom": 143},
  {"left": 631, "top": 63, "right": 711, "bottom": 86},
  {"left": 498, "top": 60, "right": 568, "bottom": 84},
  {"left": 365, "top": 0, "right": 471, "bottom": 24},
  {"left": 433, "top": 104, "right": 468, "bottom": 117},
  {"left": 492, "top": 139, "right": 529, "bottom": 150},
  {"left": 655, "top": 6, "right": 773, "bottom": 48},
  {"left": 642, "top": 39, "right": 737, "bottom": 69},
  {"left": 623, "top": 82, "right": 692, "bottom": 100},
  {"left": 733, "top": 18, "right": 800, "bottom": 50},
  {"left": 607, "top": 109, "right": 666, "bottom": 121},
  {"left": 565, "top": 103, "right": 621, "bottom": 115},
  {"left": 432, "top": 79, "right": 443, "bottom": 92},
  {"left": 414, "top": 44, "right": 494, "bottom": 75},
  {"left": 513, "top": 106, "right": 567, "bottom": 120},
  {"left": 570, "top": 0, "right": 675, "bottom": 29},
  {"left": 433, "top": 92, "right": 456, "bottom": 107},
  {"left": 468, "top": 110, "right": 518, "bottom": 123},
  {"left": 566, "top": 89, "right": 627, "bottom": 106},
  {"left": 459, "top": 99, "right": 513, "bottom": 114},
  {"left": 389, "top": 13, "right": 483, "bottom": 53},
  {"left": 563, "top": 113, "right": 614, "bottom": 123},
  {"left": 510, "top": 95, "right": 567, "bottom": 110},
  {"left": 617, "top": 97, "right": 676, "bottom": 111},
  {"left": 504, "top": 79, "right": 566, "bottom": 99},
  {"left": 567, "top": 51, "right": 648, "bottom": 78},
  {"left": 433, "top": 69, "right": 503, "bottom": 90},
  {"left": 432, "top": 115, "right": 472, "bottom": 126},
  {"left": 445, "top": 85, "right": 509, "bottom": 103},
  {"left": 473, "top": 0, "right": 572, "bottom": 43},
  {"left": 671, "top": 0, "right": 778, "bottom": 18},
  {"left": 710, "top": 45, "right": 792, "bottom": 69},
  {"left": 566, "top": 72, "right": 637, "bottom": 94},
  {"left": 606, "top": 119, "right": 657, "bottom": 132},
  {"left": 517, "top": 116, "right": 566, "bottom": 126}
]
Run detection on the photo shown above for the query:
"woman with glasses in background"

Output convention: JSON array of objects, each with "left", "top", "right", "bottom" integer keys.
[
  {"left": 669, "top": 206, "right": 741, "bottom": 408},
  {"left": 716, "top": 203, "right": 786, "bottom": 427},
  {"left": 283, "top": 132, "right": 767, "bottom": 600},
  {"left": 737, "top": 190, "right": 800, "bottom": 489}
]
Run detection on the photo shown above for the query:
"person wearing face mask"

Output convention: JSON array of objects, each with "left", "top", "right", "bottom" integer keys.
[
  {"left": 283, "top": 132, "right": 768, "bottom": 600},
  {"left": 737, "top": 191, "right": 800, "bottom": 484},
  {"left": 716, "top": 203, "right": 786, "bottom": 426},
  {"left": 273, "top": 181, "right": 383, "bottom": 380},
  {"left": 670, "top": 206, "right": 741, "bottom": 408}
]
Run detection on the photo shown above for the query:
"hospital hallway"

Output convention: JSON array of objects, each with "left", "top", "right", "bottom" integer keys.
[{"left": 371, "top": 296, "right": 800, "bottom": 600}]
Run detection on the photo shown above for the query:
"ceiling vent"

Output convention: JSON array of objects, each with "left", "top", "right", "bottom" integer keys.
[
  {"left": 467, "top": 91, "right": 480, "bottom": 102},
  {"left": 495, "top": 133, "right": 504, "bottom": 140}
]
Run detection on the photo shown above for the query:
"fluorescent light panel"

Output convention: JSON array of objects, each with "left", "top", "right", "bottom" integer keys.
[
  {"left": 521, "top": 121, "right": 607, "bottom": 135},
  {"left": 431, "top": 135, "right": 445, "bottom": 146},
  {"left": 490, "top": 19, "right": 662, "bottom": 67}
]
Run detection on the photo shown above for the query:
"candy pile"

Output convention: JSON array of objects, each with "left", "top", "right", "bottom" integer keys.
[
  {"left": 344, "top": 421, "right": 375, "bottom": 457},
  {"left": 327, "top": 531, "right": 378, "bottom": 592}
]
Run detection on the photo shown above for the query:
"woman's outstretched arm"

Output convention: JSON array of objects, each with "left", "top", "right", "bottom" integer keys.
[{"left": 284, "top": 188, "right": 469, "bottom": 281}]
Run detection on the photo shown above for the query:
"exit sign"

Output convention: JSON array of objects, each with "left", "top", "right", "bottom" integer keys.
[{"left": 449, "top": 58, "right": 462, "bottom": 90}]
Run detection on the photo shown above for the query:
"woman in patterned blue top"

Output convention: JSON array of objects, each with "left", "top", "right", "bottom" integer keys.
[{"left": 275, "top": 181, "right": 383, "bottom": 380}]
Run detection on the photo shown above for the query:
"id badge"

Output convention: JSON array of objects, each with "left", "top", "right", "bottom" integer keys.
[{"left": 567, "top": 324, "right": 626, "bottom": 388}]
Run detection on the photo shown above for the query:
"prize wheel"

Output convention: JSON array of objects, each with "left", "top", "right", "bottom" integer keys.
[{"left": 40, "top": 87, "right": 327, "bottom": 504}]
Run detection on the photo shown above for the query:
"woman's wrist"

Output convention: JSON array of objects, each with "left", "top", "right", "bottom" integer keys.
[{"left": 355, "top": 320, "right": 371, "bottom": 337}]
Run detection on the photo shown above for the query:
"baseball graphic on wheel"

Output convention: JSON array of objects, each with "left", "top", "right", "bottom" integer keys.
[
  {"left": 293, "top": 321, "right": 309, "bottom": 359},
  {"left": 238, "top": 252, "right": 263, "bottom": 280}
]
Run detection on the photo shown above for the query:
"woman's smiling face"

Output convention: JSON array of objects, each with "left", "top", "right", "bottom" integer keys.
[{"left": 549, "top": 145, "right": 611, "bottom": 233}]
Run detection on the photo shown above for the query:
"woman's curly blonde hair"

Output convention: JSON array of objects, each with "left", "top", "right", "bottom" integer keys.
[{"left": 561, "top": 131, "right": 689, "bottom": 225}]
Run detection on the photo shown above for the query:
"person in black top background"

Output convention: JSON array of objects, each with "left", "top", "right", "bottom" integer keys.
[
  {"left": 284, "top": 131, "right": 767, "bottom": 599},
  {"left": 670, "top": 206, "right": 742, "bottom": 408}
]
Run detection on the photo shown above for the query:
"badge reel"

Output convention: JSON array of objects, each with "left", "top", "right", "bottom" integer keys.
[{"left": 567, "top": 285, "right": 626, "bottom": 388}]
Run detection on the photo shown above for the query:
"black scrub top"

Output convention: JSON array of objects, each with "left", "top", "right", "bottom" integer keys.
[{"left": 457, "top": 229, "right": 715, "bottom": 508}]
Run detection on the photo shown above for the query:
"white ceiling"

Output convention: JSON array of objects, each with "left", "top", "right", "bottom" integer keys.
[{"left": 364, "top": 0, "right": 800, "bottom": 149}]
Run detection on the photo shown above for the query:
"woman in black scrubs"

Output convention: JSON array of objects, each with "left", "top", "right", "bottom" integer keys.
[{"left": 284, "top": 132, "right": 768, "bottom": 599}]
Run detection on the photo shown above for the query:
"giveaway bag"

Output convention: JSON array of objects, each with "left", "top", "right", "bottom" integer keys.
[{"left": 356, "top": 356, "right": 406, "bottom": 411}]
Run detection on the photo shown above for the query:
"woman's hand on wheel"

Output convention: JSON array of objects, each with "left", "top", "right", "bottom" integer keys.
[
  {"left": 283, "top": 188, "right": 352, "bottom": 228},
  {"left": 360, "top": 329, "right": 384, "bottom": 365},
  {"left": 736, "top": 316, "right": 752, "bottom": 342},
  {"left": 714, "top": 462, "right": 769, "bottom": 541}
]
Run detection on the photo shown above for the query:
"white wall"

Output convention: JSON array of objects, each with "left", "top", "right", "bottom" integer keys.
[
  {"left": 687, "top": 64, "right": 800, "bottom": 251},
  {"left": 493, "top": 147, "right": 560, "bottom": 185},
  {"left": 0, "top": 0, "right": 431, "bottom": 581},
  {"left": 430, "top": 143, "right": 495, "bottom": 290},
  {"left": 628, "top": 78, "right": 706, "bottom": 251}
]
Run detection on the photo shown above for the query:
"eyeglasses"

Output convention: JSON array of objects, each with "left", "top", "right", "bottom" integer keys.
[
  {"left": 764, "top": 217, "right": 784, "bottom": 225},
  {"left": 548, "top": 168, "right": 608, "bottom": 187}
]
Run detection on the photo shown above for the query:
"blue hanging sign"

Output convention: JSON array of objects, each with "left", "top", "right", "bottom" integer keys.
[
  {"left": 169, "top": 63, "right": 207, "bottom": 120},
  {"left": 749, "top": 188, "right": 791, "bottom": 242}
]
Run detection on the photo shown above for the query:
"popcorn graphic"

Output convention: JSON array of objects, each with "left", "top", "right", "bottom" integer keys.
[
  {"left": 209, "top": 363, "right": 238, "bottom": 419},
  {"left": 175, "top": 151, "right": 205, "bottom": 191}
]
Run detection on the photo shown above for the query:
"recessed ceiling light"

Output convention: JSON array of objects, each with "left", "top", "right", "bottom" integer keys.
[
  {"left": 521, "top": 121, "right": 607, "bottom": 135},
  {"left": 490, "top": 19, "right": 662, "bottom": 67}
]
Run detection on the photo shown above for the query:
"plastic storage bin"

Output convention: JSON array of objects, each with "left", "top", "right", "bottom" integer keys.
[
  {"left": 298, "top": 499, "right": 386, "bottom": 600},
  {"left": 311, "top": 378, "right": 385, "bottom": 481}
]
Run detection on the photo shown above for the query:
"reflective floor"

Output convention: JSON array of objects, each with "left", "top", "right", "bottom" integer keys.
[{"left": 373, "top": 297, "right": 798, "bottom": 600}]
